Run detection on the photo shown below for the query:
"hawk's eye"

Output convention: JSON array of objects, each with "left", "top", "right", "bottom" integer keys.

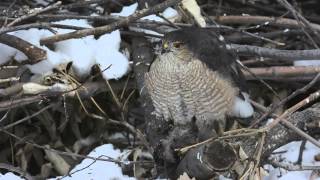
[{"left": 173, "top": 41, "right": 182, "bottom": 48}]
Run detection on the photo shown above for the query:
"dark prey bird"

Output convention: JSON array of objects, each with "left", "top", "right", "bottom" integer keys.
[{"left": 145, "top": 27, "right": 254, "bottom": 139}]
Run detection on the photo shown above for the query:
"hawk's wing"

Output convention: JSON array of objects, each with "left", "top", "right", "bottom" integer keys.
[
  {"left": 164, "top": 28, "right": 248, "bottom": 94},
  {"left": 191, "top": 29, "right": 248, "bottom": 94}
]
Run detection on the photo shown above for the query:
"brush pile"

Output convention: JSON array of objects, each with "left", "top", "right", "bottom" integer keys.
[{"left": 1, "top": 0, "right": 320, "bottom": 179}]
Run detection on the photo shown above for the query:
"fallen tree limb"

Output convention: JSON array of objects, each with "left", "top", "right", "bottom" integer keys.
[
  {"left": 243, "top": 66, "right": 320, "bottom": 80},
  {"left": 0, "top": 34, "right": 47, "bottom": 64},
  {"left": 231, "top": 44, "right": 320, "bottom": 60}
]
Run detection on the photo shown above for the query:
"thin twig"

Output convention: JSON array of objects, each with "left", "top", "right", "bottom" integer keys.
[
  {"left": 250, "top": 100, "right": 320, "bottom": 149},
  {"left": 215, "top": 15, "right": 320, "bottom": 32},
  {"left": 40, "top": 0, "right": 182, "bottom": 44},
  {"left": 0, "top": 103, "right": 55, "bottom": 130},
  {"left": 1, "top": 129, "right": 152, "bottom": 165},
  {"left": 295, "top": 140, "right": 306, "bottom": 165},
  {"left": 269, "top": 158, "right": 320, "bottom": 171},
  {"left": 250, "top": 73, "right": 320, "bottom": 126},
  {"left": 58, "top": 155, "right": 102, "bottom": 180},
  {"left": 277, "top": 0, "right": 320, "bottom": 48},
  {"left": 0, "top": 22, "right": 87, "bottom": 35},
  {"left": 6, "top": 1, "right": 62, "bottom": 27},
  {"left": 263, "top": 89, "right": 320, "bottom": 130},
  {"left": 237, "top": 60, "right": 280, "bottom": 99}
]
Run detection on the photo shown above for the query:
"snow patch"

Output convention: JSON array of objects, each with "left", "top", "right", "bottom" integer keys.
[
  {"left": 111, "top": 3, "right": 138, "bottom": 16},
  {"left": 10, "top": 29, "right": 53, "bottom": 62},
  {"left": 163, "top": 7, "right": 179, "bottom": 18},
  {"left": 0, "top": 44, "right": 16, "bottom": 64},
  {"left": 95, "top": 48, "right": 129, "bottom": 79},
  {"left": 109, "top": 3, "right": 178, "bottom": 42},
  {"left": 0, "top": 172, "right": 24, "bottom": 180},
  {"left": 94, "top": 30, "right": 129, "bottom": 79},
  {"left": 265, "top": 141, "right": 320, "bottom": 180},
  {"left": 53, "top": 144, "right": 134, "bottom": 180},
  {"left": 0, "top": 19, "right": 129, "bottom": 80},
  {"left": 294, "top": 60, "right": 320, "bottom": 66}
]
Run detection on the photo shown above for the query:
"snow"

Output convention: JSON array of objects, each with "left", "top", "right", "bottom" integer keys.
[
  {"left": 0, "top": 144, "right": 134, "bottom": 180},
  {"left": 0, "top": 19, "right": 129, "bottom": 80},
  {"left": 94, "top": 30, "right": 129, "bottom": 79},
  {"left": 162, "top": 7, "right": 179, "bottom": 18},
  {"left": 35, "top": 0, "right": 52, "bottom": 6},
  {"left": 95, "top": 49, "right": 129, "bottom": 79},
  {"left": 11, "top": 29, "right": 53, "bottom": 62},
  {"left": 264, "top": 141, "right": 320, "bottom": 180},
  {"left": 27, "top": 48, "right": 68, "bottom": 74},
  {"left": 110, "top": 2, "right": 178, "bottom": 21},
  {"left": 52, "top": 144, "right": 134, "bottom": 180},
  {"left": 0, "top": 44, "right": 16, "bottom": 64},
  {"left": 274, "top": 141, "right": 320, "bottom": 165},
  {"left": 294, "top": 60, "right": 320, "bottom": 66},
  {"left": 138, "top": 7, "right": 179, "bottom": 37},
  {"left": 111, "top": 3, "right": 138, "bottom": 16},
  {"left": 52, "top": 20, "right": 95, "bottom": 76},
  {"left": 116, "top": 2, "right": 178, "bottom": 37},
  {"left": 0, "top": 173, "right": 24, "bottom": 180},
  {"left": 2, "top": 140, "right": 319, "bottom": 180},
  {"left": 142, "top": 7, "right": 178, "bottom": 22}
]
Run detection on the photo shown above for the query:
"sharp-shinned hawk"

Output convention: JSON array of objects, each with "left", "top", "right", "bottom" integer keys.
[{"left": 145, "top": 27, "right": 253, "bottom": 139}]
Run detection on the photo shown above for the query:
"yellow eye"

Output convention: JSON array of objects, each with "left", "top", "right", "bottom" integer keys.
[{"left": 173, "top": 41, "right": 182, "bottom": 48}]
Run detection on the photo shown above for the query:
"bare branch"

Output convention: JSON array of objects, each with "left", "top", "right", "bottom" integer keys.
[
  {"left": 243, "top": 66, "right": 320, "bottom": 80},
  {"left": 231, "top": 44, "right": 320, "bottom": 60},
  {"left": 269, "top": 158, "right": 320, "bottom": 171},
  {"left": 215, "top": 15, "right": 320, "bottom": 32},
  {"left": 40, "top": 0, "right": 182, "bottom": 45},
  {"left": 0, "top": 34, "right": 47, "bottom": 64},
  {"left": 6, "top": 1, "right": 62, "bottom": 27}
]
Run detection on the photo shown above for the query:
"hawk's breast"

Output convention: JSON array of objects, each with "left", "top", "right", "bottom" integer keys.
[{"left": 145, "top": 52, "right": 238, "bottom": 126}]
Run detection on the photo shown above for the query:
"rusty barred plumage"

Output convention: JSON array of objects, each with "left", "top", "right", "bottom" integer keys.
[{"left": 145, "top": 27, "right": 253, "bottom": 138}]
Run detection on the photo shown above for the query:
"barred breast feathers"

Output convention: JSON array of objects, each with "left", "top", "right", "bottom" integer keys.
[{"left": 145, "top": 52, "right": 238, "bottom": 126}]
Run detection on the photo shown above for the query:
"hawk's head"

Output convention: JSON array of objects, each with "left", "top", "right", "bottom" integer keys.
[
  {"left": 163, "top": 27, "right": 216, "bottom": 51},
  {"left": 161, "top": 27, "right": 236, "bottom": 68},
  {"left": 161, "top": 34, "right": 191, "bottom": 61}
]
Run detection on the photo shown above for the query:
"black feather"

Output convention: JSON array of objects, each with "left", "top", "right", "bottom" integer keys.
[{"left": 164, "top": 27, "right": 248, "bottom": 94}]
